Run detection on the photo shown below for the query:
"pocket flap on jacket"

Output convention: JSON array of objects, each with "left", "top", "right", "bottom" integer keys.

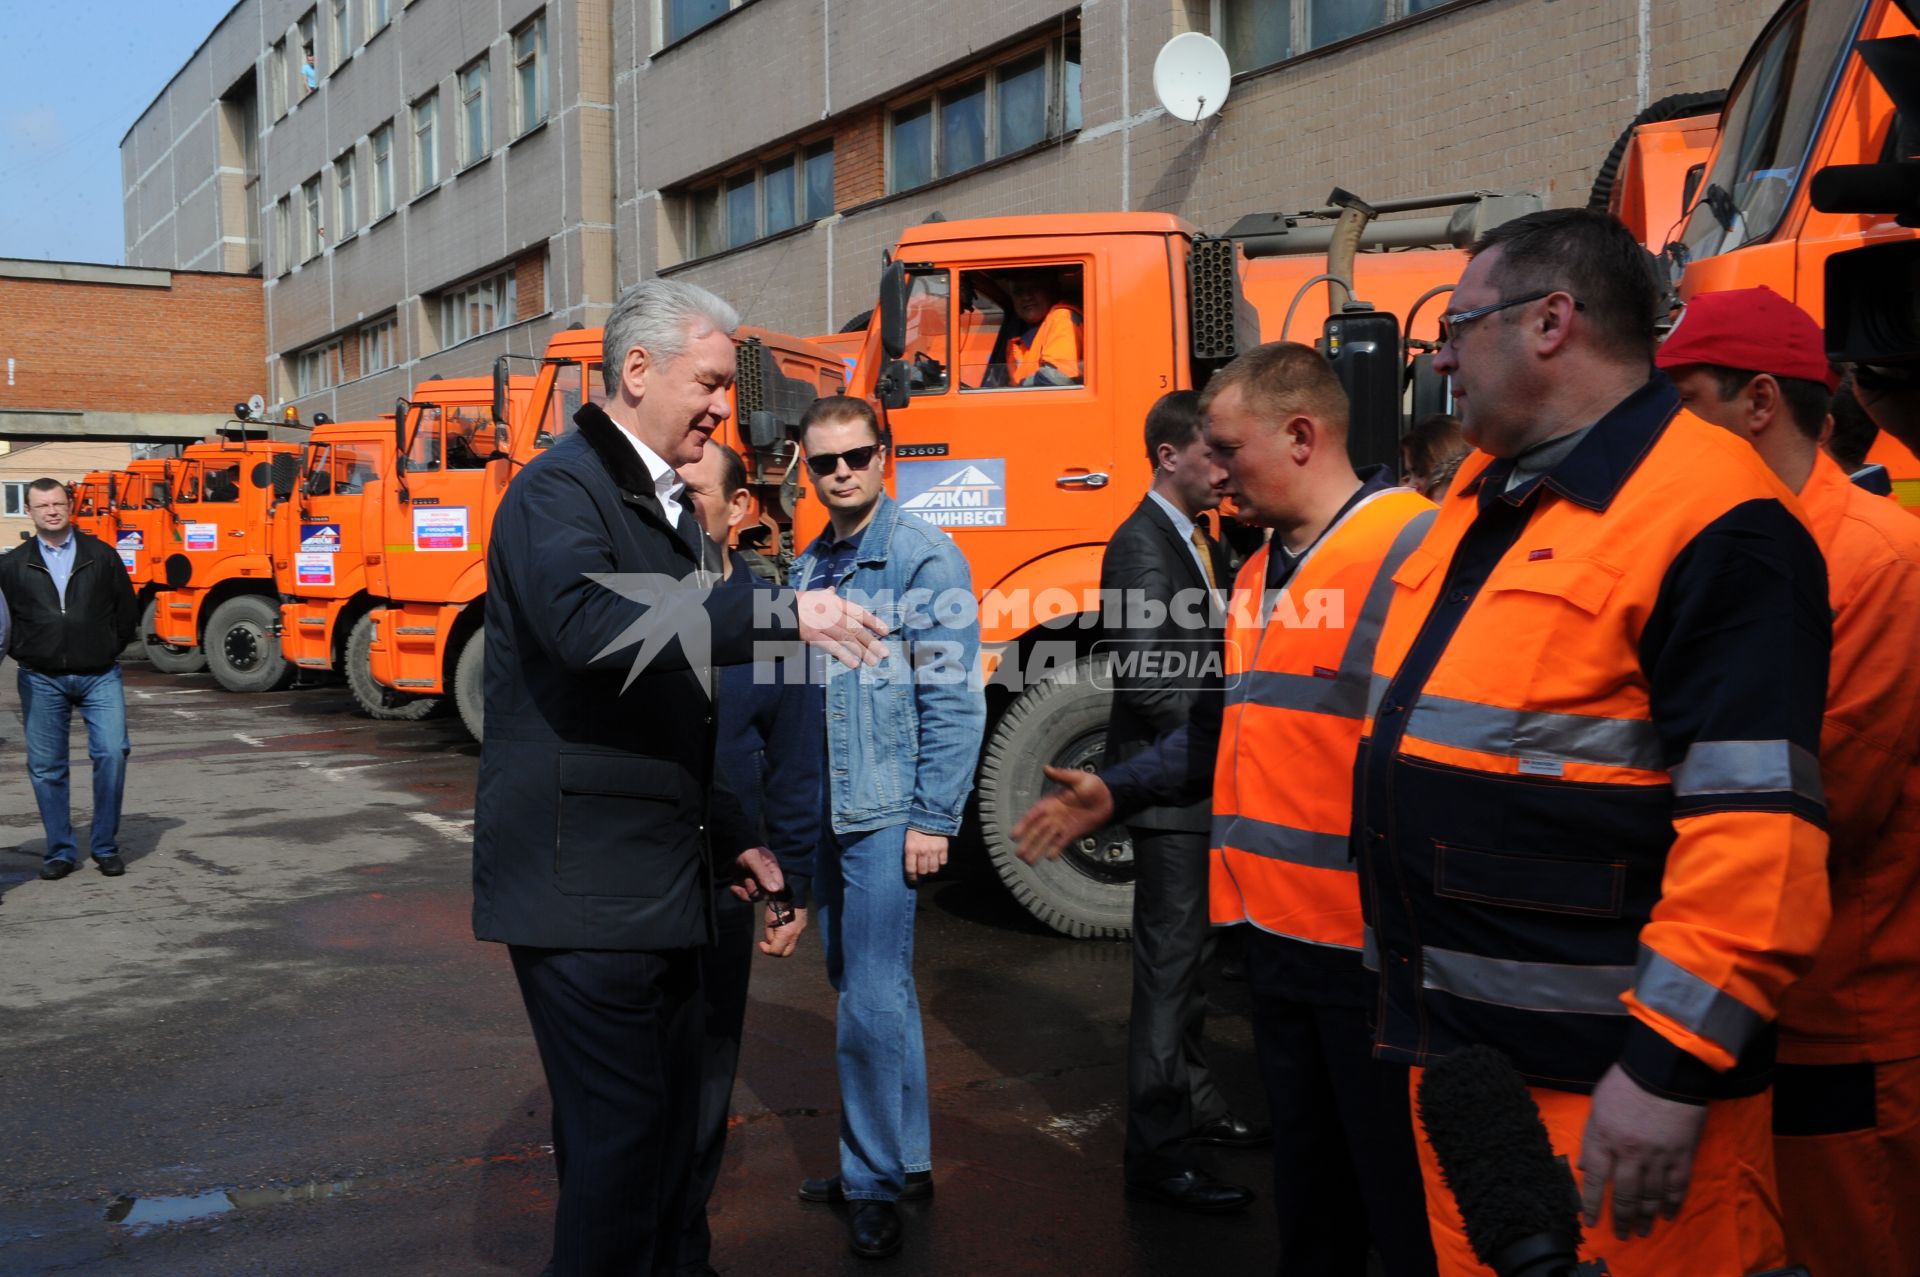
[
  {"left": 557, "top": 751, "right": 684, "bottom": 799},
  {"left": 1392, "top": 547, "right": 1443, "bottom": 591},
  {"left": 1485, "top": 557, "right": 1621, "bottom": 615},
  {"left": 1433, "top": 840, "right": 1626, "bottom": 917}
]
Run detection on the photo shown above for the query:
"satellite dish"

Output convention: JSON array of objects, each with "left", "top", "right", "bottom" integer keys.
[
  {"left": 1153, "top": 32, "right": 1231, "bottom": 123},
  {"left": 247, "top": 393, "right": 267, "bottom": 417}
]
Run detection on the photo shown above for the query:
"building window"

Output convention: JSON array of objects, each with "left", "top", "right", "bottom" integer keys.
[
  {"left": 270, "top": 39, "right": 289, "bottom": 118},
  {"left": 512, "top": 16, "right": 547, "bottom": 136},
  {"left": 664, "top": 0, "right": 735, "bottom": 45},
  {"left": 371, "top": 122, "right": 394, "bottom": 216},
  {"left": 360, "top": 315, "right": 398, "bottom": 374},
  {"left": 438, "top": 268, "right": 517, "bottom": 347},
  {"left": 412, "top": 91, "right": 438, "bottom": 194},
  {"left": 274, "top": 195, "right": 292, "bottom": 273},
  {"left": 329, "top": 0, "right": 351, "bottom": 67},
  {"left": 887, "top": 34, "right": 1080, "bottom": 194},
  {"left": 1213, "top": 0, "right": 1452, "bottom": 72},
  {"left": 294, "top": 339, "right": 344, "bottom": 395},
  {"left": 365, "top": 0, "right": 389, "bottom": 36},
  {"left": 2, "top": 482, "right": 26, "bottom": 518},
  {"left": 683, "top": 140, "right": 833, "bottom": 258},
  {"left": 334, "top": 150, "right": 356, "bottom": 237},
  {"left": 301, "top": 175, "right": 323, "bottom": 260},
  {"left": 297, "top": 10, "right": 318, "bottom": 95},
  {"left": 459, "top": 56, "right": 490, "bottom": 166}
]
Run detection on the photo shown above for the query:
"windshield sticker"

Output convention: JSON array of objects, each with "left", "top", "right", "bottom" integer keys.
[
  {"left": 897, "top": 458, "right": 1007, "bottom": 529},
  {"left": 184, "top": 523, "right": 218, "bottom": 551},
  {"left": 301, "top": 522, "right": 341, "bottom": 554},
  {"left": 413, "top": 505, "right": 469, "bottom": 551}
]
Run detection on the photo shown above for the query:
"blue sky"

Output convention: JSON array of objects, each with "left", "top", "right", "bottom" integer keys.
[{"left": 0, "top": 1, "right": 239, "bottom": 264}]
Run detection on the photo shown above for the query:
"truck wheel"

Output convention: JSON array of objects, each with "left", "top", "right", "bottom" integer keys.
[
  {"left": 204, "top": 594, "right": 294, "bottom": 693},
  {"left": 140, "top": 597, "right": 207, "bottom": 675},
  {"left": 345, "top": 614, "right": 440, "bottom": 721},
  {"left": 977, "top": 654, "right": 1135, "bottom": 939},
  {"left": 454, "top": 627, "right": 485, "bottom": 742}
]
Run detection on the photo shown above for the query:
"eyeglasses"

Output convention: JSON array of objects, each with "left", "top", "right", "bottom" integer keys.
[
  {"left": 804, "top": 443, "right": 884, "bottom": 477},
  {"left": 1437, "top": 291, "right": 1584, "bottom": 345}
]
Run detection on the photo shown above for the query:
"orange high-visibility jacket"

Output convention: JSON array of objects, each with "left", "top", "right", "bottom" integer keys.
[
  {"left": 1866, "top": 430, "right": 1920, "bottom": 512},
  {"left": 1007, "top": 303, "right": 1082, "bottom": 385},
  {"left": 1355, "top": 383, "right": 1833, "bottom": 1100},
  {"left": 1779, "top": 452, "right": 1920, "bottom": 1065},
  {"left": 1211, "top": 488, "right": 1435, "bottom": 946}
]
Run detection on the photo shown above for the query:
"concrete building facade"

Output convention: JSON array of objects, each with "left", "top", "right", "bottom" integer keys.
[{"left": 127, "top": 0, "right": 1777, "bottom": 409}]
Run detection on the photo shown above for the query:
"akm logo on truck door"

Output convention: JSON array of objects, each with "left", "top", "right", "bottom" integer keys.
[{"left": 897, "top": 459, "right": 1007, "bottom": 528}]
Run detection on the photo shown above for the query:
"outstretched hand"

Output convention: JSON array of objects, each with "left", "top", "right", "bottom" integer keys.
[
  {"left": 1010, "top": 765, "right": 1114, "bottom": 863},
  {"left": 796, "top": 590, "right": 888, "bottom": 668}
]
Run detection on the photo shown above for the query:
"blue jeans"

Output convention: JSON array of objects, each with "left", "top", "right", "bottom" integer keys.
[
  {"left": 815, "top": 821, "right": 931, "bottom": 1202},
  {"left": 19, "top": 666, "right": 131, "bottom": 865}
]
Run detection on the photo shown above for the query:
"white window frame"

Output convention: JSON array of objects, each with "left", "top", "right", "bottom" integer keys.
[
  {"left": 296, "top": 9, "right": 318, "bottom": 96},
  {"left": 684, "top": 139, "right": 833, "bottom": 258},
  {"left": 512, "top": 15, "right": 548, "bottom": 136},
  {"left": 359, "top": 315, "right": 398, "bottom": 374},
  {"left": 2, "top": 482, "right": 26, "bottom": 518},
  {"left": 437, "top": 268, "right": 517, "bottom": 348},
  {"left": 269, "top": 39, "right": 289, "bottom": 118},
  {"left": 329, "top": 0, "right": 351, "bottom": 68},
  {"left": 334, "top": 150, "right": 357, "bottom": 238},
  {"left": 1209, "top": 0, "right": 1445, "bottom": 73},
  {"left": 365, "top": 0, "right": 390, "bottom": 36},
  {"left": 660, "top": 0, "right": 747, "bottom": 47},
  {"left": 274, "top": 195, "right": 292, "bottom": 273},
  {"left": 294, "top": 340, "right": 344, "bottom": 395},
  {"left": 412, "top": 91, "right": 438, "bottom": 194},
  {"left": 458, "top": 55, "right": 491, "bottom": 167},
  {"left": 885, "top": 34, "right": 1079, "bottom": 196},
  {"left": 301, "top": 175, "right": 323, "bottom": 260},
  {"left": 370, "top": 122, "right": 394, "bottom": 216}
]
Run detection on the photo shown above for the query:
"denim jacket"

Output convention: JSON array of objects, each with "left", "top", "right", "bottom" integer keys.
[{"left": 791, "top": 494, "right": 985, "bottom": 837}]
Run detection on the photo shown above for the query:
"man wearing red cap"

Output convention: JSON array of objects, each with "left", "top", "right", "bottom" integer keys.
[{"left": 1657, "top": 285, "right": 1920, "bottom": 1277}]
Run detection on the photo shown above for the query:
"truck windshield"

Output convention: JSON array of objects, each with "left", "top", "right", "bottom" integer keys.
[{"left": 1679, "top": 0, "right": 1866, "bottom": 259}]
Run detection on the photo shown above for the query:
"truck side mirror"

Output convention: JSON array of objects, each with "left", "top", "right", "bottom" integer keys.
[
  {"left": 878, "top": 261, "right": 908, "bottom": 361},
  {"left": 492, "top": 357, "right": 512, "bottom": 426},
  {"left": 1321, "top": 306, "right": 1403, "bottom": 474},
  {"left": 394, "top": 399, "right": 411, "bottom": 475}
]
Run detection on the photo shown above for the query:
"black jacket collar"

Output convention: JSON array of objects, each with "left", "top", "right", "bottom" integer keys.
[
  {"left": 574, "top": 402, "right": 664, "bottom": 511},
  {"left": 1463, "top": 375, "right": 1679, "bottom": 513}
]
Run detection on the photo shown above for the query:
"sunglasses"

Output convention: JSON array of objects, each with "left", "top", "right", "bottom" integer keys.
[
  {"left": 805, "top": 444, "right": 885, "bottom": 477},
  {"left": 1437, "top": 291, "right": 1584, "bottom": 345}
]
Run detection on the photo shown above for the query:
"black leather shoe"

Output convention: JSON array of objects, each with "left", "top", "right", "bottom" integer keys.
[
  {"left": 39, "top": 859, "right": 75, "bottom": 881},
  {"left": 1188, "top": 1113, "right": 1272, "bottom": 1147},
  {"left": 799, "top": 1170, "right": 932, "bottom": 1203},
  {"left": 1125, "top": 1169, "right": 1255, "bottom": 1214},
  {"left": 95, "top": 855, "right": 126, "bottom": 877},
  {"left": 847, "top": 1200, "right": 902, "bottom": 1259}
]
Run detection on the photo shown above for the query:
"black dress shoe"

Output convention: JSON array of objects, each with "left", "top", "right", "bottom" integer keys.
[
  {"left": 39, "top": 859, "right": 75, "bottom": 881},
  {"left": 1188, "top": 1113, "right": 1272, "bottom": 1147},
  {"left": 95, "top": 854, "right": 126, "bottom": 877},
  {"left": 847, "top": 1200, "right": 902, "bottom": 1259},
  {"left": 1125, "top": 1169, "right": 1255, "bottom": 1214},
  {"left": 799, "top": 1170, "right": 933, "bottom": 1203}
]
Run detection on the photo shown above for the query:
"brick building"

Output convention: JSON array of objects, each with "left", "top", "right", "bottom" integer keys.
[{"left": 126, "top": 0, "right": 1773, "bottom": 415}]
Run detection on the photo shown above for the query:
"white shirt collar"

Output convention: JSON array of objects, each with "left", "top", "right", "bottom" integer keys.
[
  {"left": 1146, "top": 488, "right": 1197, "bottom": 541},
  {"left": 610, "top": 420, "right": 685, "bottom": 518}
]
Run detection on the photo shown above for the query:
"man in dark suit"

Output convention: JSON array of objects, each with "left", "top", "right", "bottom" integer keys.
[
  {"left": 1102, "top": 390, "right": 1267, "bottom": 1214},
  {"left": 473, "top": 278, "right": 883, "bottom": 1277}
]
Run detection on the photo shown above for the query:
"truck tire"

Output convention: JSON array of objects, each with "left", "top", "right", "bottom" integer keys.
[
  {"left": 977, "top": 654, "right": 1135, "bottom": 939},
  {"left": 454, "top": 626, "right": 485, "bottom": 742},
  {"left": 204, "top": 594, "right": 294, "bottom": 694},
  {"left": 345, "top": 613, "right": 440, "bottom": 721},
  {"left": 1587, "top": 90, "right": 1727, "bottom": 213},
  {"left": 140, "top": 597, "right": 207, "bottom": 675}
]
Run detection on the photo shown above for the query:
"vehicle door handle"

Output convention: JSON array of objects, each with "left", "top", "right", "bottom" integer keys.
[
  {"left": 229, "top": 530, "right": 246, "bottom": 537},
  {"left": 1056, "top": 472, "right": 1109, "bottom": 488}
]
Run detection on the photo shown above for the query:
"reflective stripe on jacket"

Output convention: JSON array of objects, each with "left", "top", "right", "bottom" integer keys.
[
  {"left": 1210, "top": 487, "right": 1436, "bottom": 948},
  {"left": 1007, "top": 303, "right": 1082, "bottom": 384},
  {"left": 1779, "top": 452, "right": 1920, "bottom": 1065},
  {"left": 1355, "top": 382, "right": 1832, "bottom": 1102}
]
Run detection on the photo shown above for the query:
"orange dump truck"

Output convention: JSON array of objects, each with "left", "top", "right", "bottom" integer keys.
[{"left": 363, "top": 327, "right": 844, "bottom": 738}]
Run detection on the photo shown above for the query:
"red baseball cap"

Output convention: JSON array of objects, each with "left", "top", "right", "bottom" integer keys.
[{"left": 1656, "top": 285, "right": 1839, "bottom": 392}]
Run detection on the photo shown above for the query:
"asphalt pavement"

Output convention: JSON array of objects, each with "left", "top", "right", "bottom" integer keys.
[{"left": 0, "top": 657, "right": 1278, "bottom": 1276}]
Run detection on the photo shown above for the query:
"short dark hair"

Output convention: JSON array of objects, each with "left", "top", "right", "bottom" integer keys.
[
  {"left": 1469, "top": 208, "right": 1661, "bottom": 362},
  {"left": 710, "top": 442, "right": 748, "bottom": 498},
  {"left": 1401, "top": 413, "right": 1467, "bottom": 478},
  {"left": 1198, "top": 341, "right": 1350, "bottom": 436},
  {"left": 26, "top": 477, "right": 68, "bottom": 499},
  {"left": 1143, "top": 390, "right": 1203, "bottom": 465},
  {"left": 798, "top": 395, "right": 886, "bottom": 449},
  {"left": 1826, "top": 375, "right": 1880, "bottom": 471},
  {"left": 1695, "top": 364, "right": 1831, "bottom": 441}
]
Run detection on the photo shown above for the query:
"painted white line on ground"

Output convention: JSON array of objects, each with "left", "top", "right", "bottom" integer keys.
[
  {"left": 1040, "top": 1101, "right": 1118, "bottom": 1147},
  {"left": 407, "top": 811, "right": 474, "bottom": 844},
  {"left": 133, "top": 689, "right": 212, "bottom": 698},
  {"left": 233, "top": 733, "right": 266, "bottom": 747}
]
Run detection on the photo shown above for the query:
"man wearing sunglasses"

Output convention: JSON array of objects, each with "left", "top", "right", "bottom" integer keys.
[
  {"left": 1361, "top": 209, "right": 1831, "bottom": 1276},
  {"left": 789, "top": 395, "right": 985, "bottom": 1260}
]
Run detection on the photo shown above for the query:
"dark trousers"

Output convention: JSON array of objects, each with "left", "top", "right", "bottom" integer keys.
[
  {"left": 511, "top": 944, "right": 704, "bottom": 1277},
  {"left": 1246, "top": 932, "right": 1437, "bottom": 1277},
  {"left": 678, "top": 892, "right": 756, "bottom": 1272},
  {"left": 1125, "top": 825, "right": 1227, "bottom": 1181}
]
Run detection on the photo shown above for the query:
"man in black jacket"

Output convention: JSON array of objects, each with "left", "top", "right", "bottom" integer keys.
[
  {"left": 1101, "top": 393, "right": 1266, "bottom": 1213},
  {"left": 0, "top": 478, "right": 139, "bottom": 880},
  {"left": 474, "top": 278, "right": 882, "bottom": 1277}
]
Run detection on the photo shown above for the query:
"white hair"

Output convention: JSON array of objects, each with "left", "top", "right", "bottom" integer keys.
[{"left": 601, "top": 278, "right": 740, "bottom": 396}]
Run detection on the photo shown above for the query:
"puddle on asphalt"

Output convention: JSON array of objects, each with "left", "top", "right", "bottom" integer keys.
[{"left": 105, "top": 1179, "right": 357, "bottom": 1231}]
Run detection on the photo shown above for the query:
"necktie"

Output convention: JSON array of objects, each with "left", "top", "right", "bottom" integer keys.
[{"left": 1190, "top": 524, "right": 1219, "bottom": 592}]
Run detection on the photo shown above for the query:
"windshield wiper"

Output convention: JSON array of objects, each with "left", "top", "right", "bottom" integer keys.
[{"left": 1702, "top": 182, "right": 1739, "bottom": 231}]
